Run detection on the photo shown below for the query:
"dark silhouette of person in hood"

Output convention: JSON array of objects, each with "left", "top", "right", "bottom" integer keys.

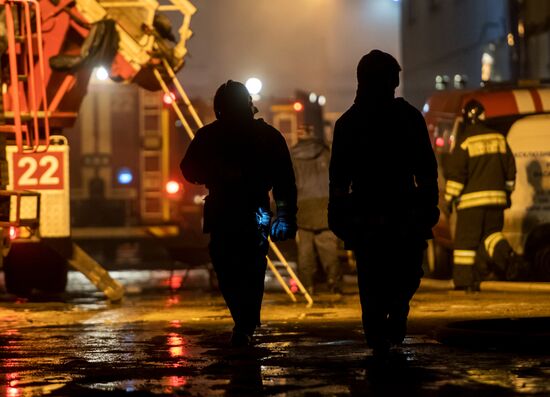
[
  {"left": 329, "top": 50, "right": 439, "bottom": 357},
  {"left": 180, "top": 80, "right": 297, "bottom": 347}
]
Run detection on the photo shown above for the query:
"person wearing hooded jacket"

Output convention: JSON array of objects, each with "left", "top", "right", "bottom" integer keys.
[
  {"left": 180, "top": 80, "right": 297, "bottom": 347},
  {"left": 291, "top": 127, "right": 343, "bottom": 295},
  {"left": 328, "top": 50, "right": 439, "bottom": 357}
]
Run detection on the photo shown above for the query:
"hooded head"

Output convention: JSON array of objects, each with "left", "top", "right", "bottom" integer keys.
[
  {"left": 356, "top": 50, "right": 401, "bottom": 104},
  {"left": 213, "top": 80, "right": 257, "bottom": 123}
]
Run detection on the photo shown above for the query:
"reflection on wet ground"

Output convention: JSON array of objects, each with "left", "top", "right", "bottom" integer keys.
[
  {"left": 1, "top": 320, "right": 550, "bottom": 396},
  {"left": 0, "top": 271, "right": 549, "bottom": 396}
]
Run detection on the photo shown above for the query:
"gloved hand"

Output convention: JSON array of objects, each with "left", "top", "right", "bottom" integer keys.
[
  {"left": 256, "top": 207, "right": 272, "bottom": 248},
  {"left": 270, "top": 205, "right": 297, "bottom": 241}
]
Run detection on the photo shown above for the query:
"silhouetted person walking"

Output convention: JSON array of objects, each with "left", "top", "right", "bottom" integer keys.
[
  {"left": 328, "top": 50, "right": 439, "bottom": 357},
  {"left": 180, "top": 80, "right": 297, "bottom": 347}
]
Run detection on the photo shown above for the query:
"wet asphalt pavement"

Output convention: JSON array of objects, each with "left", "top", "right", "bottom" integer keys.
[{"left": 1, "top": 270, "right": 550, "bottom": 396}]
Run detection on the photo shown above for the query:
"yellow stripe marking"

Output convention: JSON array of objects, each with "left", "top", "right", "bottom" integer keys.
[
  {"left": 460, "top": 133, "right": 507, "bottom": 157},
  {"left": 484, "top": 232, "right": 505, "bottom": 258},
  {"left": 446, "top": 180, "right": 465, "bottom": 190}
]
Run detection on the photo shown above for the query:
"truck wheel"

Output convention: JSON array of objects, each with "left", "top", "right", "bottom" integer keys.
[
  {"left": 524, "top": 224, "right": 550, "bottom": 281},
  {"left": 425, "top": 239, "right": 452, "bottom": 279},
  {"left": 3, "top": 258, "right": 32, "bottom": 296},
  {"left": 3, "top": 242, "right": 68, "bottom": 296}
]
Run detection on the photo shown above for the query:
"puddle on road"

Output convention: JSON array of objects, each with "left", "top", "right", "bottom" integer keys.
[
  {"left": 87, "top": 376, "right": 190, "bottom": 395},
  {"left": 1, "top": 307, "right": 550, "bottom": 396}
]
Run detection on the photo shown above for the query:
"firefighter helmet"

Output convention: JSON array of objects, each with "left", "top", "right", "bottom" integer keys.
[{"left": 462, "top": 100, "right": 486, "bottom": 124}]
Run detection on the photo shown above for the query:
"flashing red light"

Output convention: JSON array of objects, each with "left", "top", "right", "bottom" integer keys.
[
  {"left": 293, "top": 101, "right": 304, "bottom": 112},
  {"left": 289, "top": 278, "right": 299, "bottom": 293},
  {"left": 163, "top": 92, "right": 176, "bottom": 105},
  {"left": 9, "top": 227, "right": 16, "bottom": 240},
  {"left": 435, "top": 137, "right": 445, "bottom": 147},
  {"left": 165, "top": 180, "right": 181, "bottom": 195}
]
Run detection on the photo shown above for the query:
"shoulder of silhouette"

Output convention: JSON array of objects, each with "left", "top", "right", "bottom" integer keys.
[
  {"left": 393, "top": 97, "right": 422, "bottom": 118},
  {"left": 253, "top": 118, "right": 286, "bottom": 140},
  {"left": 335, "top": 104, "right": 359, "bottom": 125},
  {"left": 194, "top": 119, "right": 221, "bottom": 138}
]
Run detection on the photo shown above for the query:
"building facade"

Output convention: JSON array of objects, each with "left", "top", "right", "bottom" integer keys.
[{"left": 401, "top": 0, "right": 550, "bottom": 109}]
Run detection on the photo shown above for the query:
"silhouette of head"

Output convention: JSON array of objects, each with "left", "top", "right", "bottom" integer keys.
[
  {"left": 214, "top": 80, "right": 256, "bottom": 122},
  {"left": 356, "top": 50, "right": 401, "bottom": 99},
  {"left": 462, "top": 100, "right": 485, "bottom": 125}
]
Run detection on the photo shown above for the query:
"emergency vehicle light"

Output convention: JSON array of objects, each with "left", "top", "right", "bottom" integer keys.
[
  {"left": 435, "top": 137, "right": 445, "bottom": 147},
  {"left": 166, "top": 180, "right": 181, "bottom": 195},
  {"left": 163, "top": 92, "right": 176, "bottom": 105},
  {"left": 117, "top": 168, "right": 133, "bottom": 184}
]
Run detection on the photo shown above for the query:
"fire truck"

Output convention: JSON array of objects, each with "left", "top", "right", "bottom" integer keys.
[
  {"left": 64, "top": 82, "right": 212, "bottom": 270},
  {"left": 423, "top": 84, "right": 550, "bottom": 280},
  {"left": 64, "top": 88, "right": 334, "bottom": 270},
  {"left": 0, "top": 0, "right": 202, "bottom": 296}
]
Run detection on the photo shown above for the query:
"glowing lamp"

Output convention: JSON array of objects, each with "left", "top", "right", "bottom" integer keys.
[
  {"left": 9, "top": 227, "right": 16, "bottom": 240},
  {"left": 95, "top": 66, "right": 109, "bottom": 81},
  {"left": 117, "top": 168, "right": 133, "bottom": 184},
  {"left": 309, "top": 92, "right": 318, "bottom": 103},
  {"left": 293, "top": 102, "right": 304, "bottom": 112},
  {"left": 435, "top": 137, "right": 445, "bottom": 147},
  {"left": 245, "top": 77, "right": 263, "bottom": 95},
  {"left": 165, "top": 180, "right": 181, "bottom": 195},
  {"left": 163, "top": 92, "right": 176, "bottom": 105}
]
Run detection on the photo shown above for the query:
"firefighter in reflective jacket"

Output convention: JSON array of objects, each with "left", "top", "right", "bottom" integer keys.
[{"left": 445, "top": 100, "right": 523, "bottom": 289}]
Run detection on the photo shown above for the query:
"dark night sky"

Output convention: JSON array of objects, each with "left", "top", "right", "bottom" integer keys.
[{"left": 177, "top": 0, "right": 400, "bottom": 112}]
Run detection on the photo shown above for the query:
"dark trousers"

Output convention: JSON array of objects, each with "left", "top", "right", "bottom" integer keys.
[
  {"left": 453, "top": 207, "right": 512, "bottom": 288},
  {"left": 209, "top": 225, "right": 268, "bottom": 336},
  {"left": 297, "top": 229, "right": 342, "bottom": 290},
  {"left": 354, "top": 232, "right": 425, "bottom": 348}
]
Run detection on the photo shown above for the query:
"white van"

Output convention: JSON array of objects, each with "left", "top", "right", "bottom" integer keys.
[{"left": 423, "top": 86, "right": 550, "bottom": 280}]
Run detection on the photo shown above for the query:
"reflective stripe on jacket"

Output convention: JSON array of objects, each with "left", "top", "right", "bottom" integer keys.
[{"left": 444, "top": 123, "right": 516, "bottom": 210}]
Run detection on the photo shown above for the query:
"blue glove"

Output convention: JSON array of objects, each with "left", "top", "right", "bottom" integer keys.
[
  {"left": 270, "top": 205, "right": 297, "bottom": 241},
  {"left": 256, "top": 207, "right": 272, "bottom": 246}
]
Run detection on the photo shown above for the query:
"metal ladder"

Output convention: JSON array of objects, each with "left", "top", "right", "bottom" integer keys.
[
  {"left": 0, "top": 0, "right": 49, "bottom": 235},
  {"left": 152, "top": 62, "right": 314, "bottom": 306}
]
